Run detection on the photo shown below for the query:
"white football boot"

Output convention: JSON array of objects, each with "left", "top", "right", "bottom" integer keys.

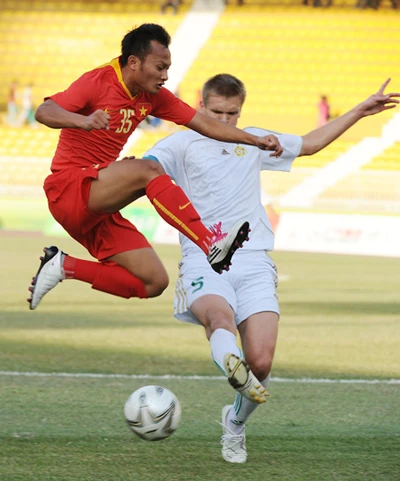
[
  {"left": 224, "top": 353, "right": 269, "bottom": 404},
  {"left": 220, "top": 405, "right": 247, "bottom": 464},
  {"left": 28, "top": 246, "right": 65, "bottom": 310},
  {"left": 207, "top": 221, "right": 250, "bottom": 274}
]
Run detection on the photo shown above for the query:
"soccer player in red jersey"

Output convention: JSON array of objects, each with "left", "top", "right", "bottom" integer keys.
[{"left": 28, "top": 23, "right": 283, "bottom": 310}]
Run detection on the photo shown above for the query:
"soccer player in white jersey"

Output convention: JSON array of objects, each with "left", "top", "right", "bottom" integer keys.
[{"left": 144, "top": 74, "right": 399, "bottom": 463}]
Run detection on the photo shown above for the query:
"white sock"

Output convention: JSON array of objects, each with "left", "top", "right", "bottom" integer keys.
[
  {"left": 209, "top": 328, "right": 240, "bottom": 375},
  {"left": 227, "top": 374, "right": 271, "bottom": 434}
]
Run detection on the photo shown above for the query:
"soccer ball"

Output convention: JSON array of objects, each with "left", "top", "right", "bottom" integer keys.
[{"left": 124, "top": 385, "right": 181, "bottom": 441}]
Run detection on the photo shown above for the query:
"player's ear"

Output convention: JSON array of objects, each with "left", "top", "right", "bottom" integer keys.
[
  {"left": 198, "top": 100, "right": 207, "bottom": 115},
  {"left": 127, "top": 55, "right": 140, "bottom": 71}
]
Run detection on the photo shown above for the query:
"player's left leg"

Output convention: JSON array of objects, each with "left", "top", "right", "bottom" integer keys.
[
  {"left": 223, "top": 311, "right": 278, "bottom": 435},
  {"left": 220, "top": 311, "right": 278, "bottom": 463},
  {"left": 190, "top": 294, "right": 268, "bottom": 403},
  {"left": 190, "top": 294, "right": 240, "bottom": 368},
  {"left": 28, "top": 209, "right": 168, "bottom": 310},
  {"left": 239, "top": 311, "right": 279, "bottom": 382},
  {"left": 28, "top": 246, "right": 168, "bottom": 310},
  {"left": 218, "top": 251, "right": 279, "bottom": 463}
]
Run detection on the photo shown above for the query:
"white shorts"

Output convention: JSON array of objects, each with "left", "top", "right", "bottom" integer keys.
[{"left": 174, "top": 250, "right": 279, "bottom": 326}]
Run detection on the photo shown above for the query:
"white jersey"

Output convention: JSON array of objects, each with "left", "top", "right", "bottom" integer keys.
[{"left": 144, "top": 127, "right": 302, "bottom": 257}]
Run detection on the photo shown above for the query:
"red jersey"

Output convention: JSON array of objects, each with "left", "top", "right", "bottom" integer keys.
[{"left": 47, "top": 57, "right": 196, "bottom": 172}]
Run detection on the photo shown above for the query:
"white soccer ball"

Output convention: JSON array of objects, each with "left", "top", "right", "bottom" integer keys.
[{"left": 124, "top": 385, "right": 181, "bottom": 441}]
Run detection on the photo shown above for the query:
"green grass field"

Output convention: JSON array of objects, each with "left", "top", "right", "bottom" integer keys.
[{"left": 1, "top": 234, "right": 399, "bottom": 481}]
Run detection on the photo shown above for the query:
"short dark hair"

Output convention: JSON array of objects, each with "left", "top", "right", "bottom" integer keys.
[
  {"left": 121, "top": 23, "right": 171, "bottom": 66},
  {"left": 202, "top": 74, "right": 247, "bottom": 106}
]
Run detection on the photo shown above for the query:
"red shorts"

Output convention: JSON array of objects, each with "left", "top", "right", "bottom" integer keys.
[{"left": 43, "top": 166, "right": 151, "bottom": 261}]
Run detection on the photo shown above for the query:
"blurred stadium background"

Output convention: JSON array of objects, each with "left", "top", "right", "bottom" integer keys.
[{"left": 0, "top": 0, "right": 399, "bottom": 257}]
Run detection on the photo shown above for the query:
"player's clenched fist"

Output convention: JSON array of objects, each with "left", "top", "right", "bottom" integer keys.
[
  {"left": 256, "top": 134, "right": 283, "bottom": 157},
  {"left": 82, "top": 109, "right": 110, "bottom": 131}
]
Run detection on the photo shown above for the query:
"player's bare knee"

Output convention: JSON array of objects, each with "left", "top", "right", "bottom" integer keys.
[
  {"left": 248, "top": 356, "right": 272, "bottom": 381},
  {"left": 145, "top": 273, "right": 169, "bottom": 298},
  {"left": 121, "top": 158, "right": 165, "bottom": 189},
  {"left": 141, "top": 158, "right": 166, "bottom": 183},
  {"left": 204, "top": 316, "right": 235, "bottom": 340},
  {"left": 146, "top": 284, "right": 168, "bottom": 298}
]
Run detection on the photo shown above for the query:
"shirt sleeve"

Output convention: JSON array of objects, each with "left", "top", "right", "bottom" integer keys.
[
  {"left": 46, "top": 70, "right": 100, "bottom": 114},
  {"left": 245, "top": 127, "right": 302, "bottom": 172},
  {"left": 151, "top": 88, "right": 196, "bottom": 126}
]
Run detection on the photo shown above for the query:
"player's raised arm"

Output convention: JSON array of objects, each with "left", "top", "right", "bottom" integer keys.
[
  {"left": 35, "top": 99, "right": 110, "bottom": 131},
  {"left": 299, "top": 78, "right": 400, "bottom": 156},
  {"left": 186, "top": 110, "right": 283, "bottom": 156}
]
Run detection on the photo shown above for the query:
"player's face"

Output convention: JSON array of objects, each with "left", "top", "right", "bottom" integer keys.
[
  {"left": 129, "top": 40, "right": 171, "bottom": 95},
  {"left": 200, "top": 93, "right": 242, "bottom": 127}
]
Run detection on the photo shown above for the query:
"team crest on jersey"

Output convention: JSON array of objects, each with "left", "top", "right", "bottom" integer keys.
[
  {"left": 136, "top": 103, "right": 151, "bottom": 118},
  {"left": 234, "top": 145, "right": 246, "bottom": 157}
]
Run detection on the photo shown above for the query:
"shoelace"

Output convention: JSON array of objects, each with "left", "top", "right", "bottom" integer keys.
[
  {"left": 221, "top": 432, "right": 245, "bottom": 450},
  {"left": 216, "top": 419, "right": 245, "bottom": 449},
  {"left": 209, "top": 221, "right": 227, "bottom": 242}
]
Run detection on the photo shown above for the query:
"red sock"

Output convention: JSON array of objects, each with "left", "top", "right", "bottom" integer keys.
[
  {"left": 63, "top": 256, "right": 148, "bottom": 299},
  {"left": 63, "top": 256, "right": 97, "bottom": 282},
  {"left": 146, "top": 174, "right": 212, "bottom": 254}
]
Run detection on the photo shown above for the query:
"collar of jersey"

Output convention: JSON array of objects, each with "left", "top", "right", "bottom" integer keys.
[{"left": 110, "top": 57, "right": 138, "bottom": 101}]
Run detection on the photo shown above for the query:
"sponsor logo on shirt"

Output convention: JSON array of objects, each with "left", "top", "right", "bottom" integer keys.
[{"left": 234, "top": 145, "right": 246, "bottom": 157}]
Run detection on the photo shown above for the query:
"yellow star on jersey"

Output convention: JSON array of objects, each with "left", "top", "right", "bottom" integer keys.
[{"left": 139, "top": 106, "right": 147, "bottom": 116}]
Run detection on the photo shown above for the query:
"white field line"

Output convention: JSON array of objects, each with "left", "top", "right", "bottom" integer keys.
[{"left": 0, "top": 371, "right": 398, "bottom": 385}]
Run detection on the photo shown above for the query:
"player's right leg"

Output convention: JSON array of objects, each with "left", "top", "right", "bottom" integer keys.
[
  {"left": 89, "top": 158, "right": 249, "bottom": 273},
  {"left": 207, "top": 221, "right": 250, "bottom": 274}
]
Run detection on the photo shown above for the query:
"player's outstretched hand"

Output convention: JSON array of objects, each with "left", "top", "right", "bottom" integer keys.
[
  {"left": 82, "top": 109, "right": 110, "bottom": 131},
  {"left": 257, "top": 134, "right": 283, "bottom": 157},
  {"left": 357, "top": 78, "right": 400, "bottom": 117}
]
